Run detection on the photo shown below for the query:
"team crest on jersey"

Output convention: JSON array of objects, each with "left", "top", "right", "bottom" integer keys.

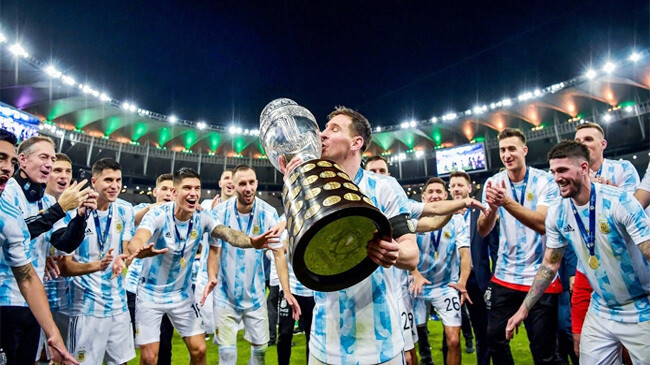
[
  {"left": 77, "top": 350, "right": 86, "bottom": 362},
  {"left": 165, "top": 231, "right": 172, "bottom": 238},
  {"left": 407, "top": 220, "right": 415, "bottom": 233},
  {"left": 135, "top": 327, "right": 140, "bottom": 337},
  {"left": 116, "top": 221, "right": 123, "bottom": 233},
  {"left": 444, "top": 231, "right": 451, "bottom": 239},
  {"left": 190, "top": 229, "right": 199, "bottom": 239},
  {"left": 599, "top": 221, "right": 610, "bottom": 234},
  {"left": 253, "top": 226, "right": 261, "bottom": 235},
  {"left": 526, "top": 192, "right": 534, "bottom": 201}
]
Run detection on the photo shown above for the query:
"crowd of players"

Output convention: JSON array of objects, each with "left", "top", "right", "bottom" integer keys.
[{"left": 0, "top": 106, "right": 649, "bottom": 365}]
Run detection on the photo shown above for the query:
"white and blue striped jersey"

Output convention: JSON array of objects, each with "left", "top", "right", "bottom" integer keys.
[
  {"left": 482, "top": 167, "right": 559, "bottom": 286},
  {"left": 137, "top": 202, "right": 219, "bottom": 304},
  {"left": 0, "top": 178, "right": 56, "bottom": 307},
  {"left": 123, "top": 202, "right": 149, "bottom": 294},
  {"left": 44, "top": 210, "right": 76, "bottom": 314},
  {"left": 546, "top": 184, "right": 650, "bottom": 323},
  {"left": 415, "top": 214, "right": 469, "bottom": 295},
  {"left": 596, "top": 158, "right": 640, "bottom": 195},
  {"left": 213, "top": 197, "right": 279, "bottom": 311},
  {"left": 310, "top": 168, "right": 407, "bottom": 364},
  {"left": 0, "top": 197, "right": 32, "bottom": 275},
  {"left": 58, "top": 199, "right": 134, "bottom": 317},
  {"left": 408, "top": 199, "right": 424, "bottom": 220}
]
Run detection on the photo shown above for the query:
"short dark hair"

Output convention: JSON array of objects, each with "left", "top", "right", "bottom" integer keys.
[
  {"left": 232, "top": 164, "right": 254, "bottom": 178},
  {"left": 365, "top": 155, "right": 388, "bottom": 168},
  {"left": 575, "top": 122, "right": 605, "bottom": 137},
  {"left": 220, "top": 168, "right": 233, "bottom": 179},
  {"left": 497, "top": 128, "right": 526, "bottom": 144},
  {"left": 55, "top": 153, "right": 71, "bottom": 164},
  {"left": 156, "top": 173, "right": 173, "bottom": 186},
  {"left": 173, "top": 167, "right": 201, "bottom": 186},
  {"left": 0, "top": 129, "right": 18, "bottom": 146},
  {"left": 91, "top": 158, "right": 121, "bottom": 176},
  {"left": 547, "top": 140, "right": 590, "bottom": 163},
  {"left": 424, "top": 177, "right": 447, "bottom": 191},
  {"left": 449, "top": 171, "right": 471, "bottom": 184},
  {"left": 328, "top": 106, "right": 372, "bottom": 154}
]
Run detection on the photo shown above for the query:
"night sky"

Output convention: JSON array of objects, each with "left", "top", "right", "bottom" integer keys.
[{"left": 0, "top": 0, "right": 647, "bottom": 129}]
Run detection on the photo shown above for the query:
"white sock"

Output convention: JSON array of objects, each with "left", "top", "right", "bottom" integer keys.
[
  {"left": 219, "top": 345, "right": 237, "bottom": 364},
  {"left": 248, "top": 344, "right": 267, "bottom": 365}
]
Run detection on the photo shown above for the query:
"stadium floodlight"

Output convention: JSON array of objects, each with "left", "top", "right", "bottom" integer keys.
[
  {"left": 229, "top": 125, "right": 237, "bottom": 134},
  {"left": 8, "top": 43, "right": 28, "bottom": 58},
  {"left": 629, "top": 52, "right": 642, "bottom": 62},
  {"left": 44, "top": 65, "right": 62, "bottom": 79},
  {"left": 0, "top": 33, "right": 6, "bottom": 43},
  {"left": 430, "top": 117, "right": 438, "bottom": 123},
  {"left": 61, "top": 75, "right": 76, "bottom": 86},
  {"left": 501, "top": 98, "right": 512, "bottom": 107},
  {"left": 409, "top": 120, "right": 417, "bottom": 128},
  {"left": 375, "top": 126, "right": 382, "bottom": 132},
  {"left": 442, "top": 112, "right": 457, "bottom": 121},
  {"left": 602, "top": 62, "right": 616, "bottom": 74},
  {"left": 99, "top": 93, "right": 111, "bottom": 102},
  {"left": 129, "top": 104, "right": 137, "bottom": 112},
  {"left": 625, "top": 106, "right": 634, "bottom": 113},
  {"left": 585, "top": 69, "right": 597, "bottom": 79},
  {"left": 122, "top": 102, "right": 131, "bottom": 110},
  {"left": 533, "top": 89, "right": 542, "bottom": 96},
  {"left": 168, "top": 115, "right": 178, "bottom": 124},
  {"left": 398, "top": 153, "right": 406, "bottom": 161},
  {"left": 602, "top": 114, "right": 613, "bottom": 122},
  {"left": 400, "top": 122, "right": 409, "bottom": 129},
  {"left": 415, "top": 150, "right": 424, "bottom": 158},
  {"left": 197, "top": 121, "right": 206, "bottom": 130}
]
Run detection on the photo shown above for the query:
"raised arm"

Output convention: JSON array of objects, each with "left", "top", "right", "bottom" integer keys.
[{"left": 211, "top": 224, "right": 253, "bottom": 248}]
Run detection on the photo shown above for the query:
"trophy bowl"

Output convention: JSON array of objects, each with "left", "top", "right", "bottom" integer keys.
[{"left": 260, "top": 98, "right": 392, "bottom": 292}]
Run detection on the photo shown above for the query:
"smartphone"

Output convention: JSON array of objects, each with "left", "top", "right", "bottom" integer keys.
[{"left": 78, "top": 168, "right": 92, "bottom": 182}]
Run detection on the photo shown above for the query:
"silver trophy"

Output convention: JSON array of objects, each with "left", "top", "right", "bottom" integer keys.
[{"left": 260, "top": 98, "right": 391, "bottom": 292}]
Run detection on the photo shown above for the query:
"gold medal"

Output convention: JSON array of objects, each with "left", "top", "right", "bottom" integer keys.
[
  {"left": 180, "top": 257, "right": 187, "bottom": 268},
  {"left": 588, "top": 255, "right": 599, "bottom": 269},
  {"left": 434, "top": 251, "right": 439, "bottom": 260}
]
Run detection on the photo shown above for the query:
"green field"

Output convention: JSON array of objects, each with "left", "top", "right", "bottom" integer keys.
[{"left": 127, "top": 319, "right": 535, "bottom": 364}]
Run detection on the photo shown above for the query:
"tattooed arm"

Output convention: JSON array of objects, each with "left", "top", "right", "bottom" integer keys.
[
  {"left": 11, "top": 263, "right": 79, "bottom": 364},
  {"left": 211, "top": 224, "right": 253, "bottom": 248},
  {"left": 505, "top": 246, "right": 566, "bottom": 339}
]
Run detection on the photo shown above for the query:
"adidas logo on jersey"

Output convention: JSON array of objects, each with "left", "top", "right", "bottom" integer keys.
[
  {"left": 84, "top": 228, "right": 93, "bottom": 236},
  {"left": 564, "top": 224, "right": 575, "bottom": 233}
]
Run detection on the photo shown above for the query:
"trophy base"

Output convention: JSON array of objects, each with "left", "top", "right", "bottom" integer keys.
[{"left": 291, "top": 205, "right": 390, "bottom": 292}]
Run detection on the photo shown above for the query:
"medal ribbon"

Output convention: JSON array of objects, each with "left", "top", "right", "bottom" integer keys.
[
  {"left": 508, "top": 167, "right": 530, "bottom": 206},
  {"left": 92, "top": 204, "right": 113, "bottom": 253},
  {"left": 234, "top": 200, "right": 256, "bottom": 235},
  {"left": 172, "top": 203, "right": 194, "bottom": 258},
  {"left": 570, "top": 183, "right": 596, "bottom": 258},
  {"left": 430, "top": 230, "right": 443, "bottom": 258}
]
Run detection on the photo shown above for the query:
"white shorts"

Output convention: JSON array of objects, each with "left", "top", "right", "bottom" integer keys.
[
  {"left": 580, "top": 311, "right": 650, "bottom": 364},
  {"left": 194, "top": 282, "right": 215, "bottom": 335},
  {"left": 309, "top": 352, "right": 406, "bottom": 365},
  {"left": 414, "top": 287, "right": 461, "bottom": 327},
  {"left": 68, "top": 311, "right": 135, "bottom": 365},
  {"left": 135, "top": 297, "right": 204, "bottom": 346},
  {"left": 400, "top": 293, "right": 418, "bottom": 351},
  {"left": 215, "top": 304, "right": 269, "bottom": 346}
]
